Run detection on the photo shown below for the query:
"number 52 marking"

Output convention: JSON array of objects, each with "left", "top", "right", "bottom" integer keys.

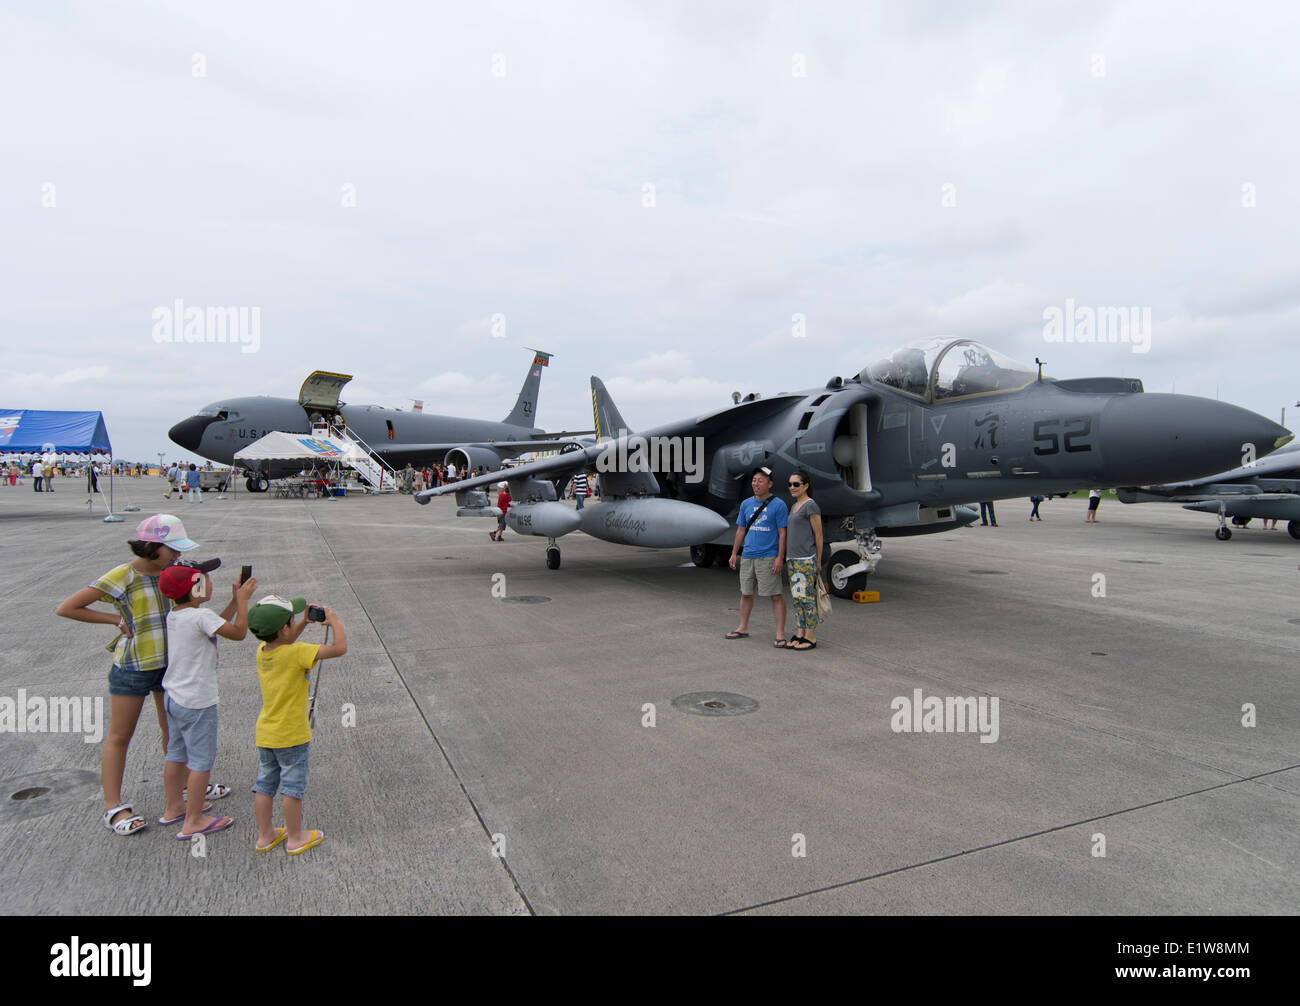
[{"left": 1034, "top": 417, "right": 1093, "bottom": 455}]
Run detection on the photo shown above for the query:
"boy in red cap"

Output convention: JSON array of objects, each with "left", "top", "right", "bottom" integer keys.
[{"left": 158, "top": 563, "right": 258, "bottom": 839}]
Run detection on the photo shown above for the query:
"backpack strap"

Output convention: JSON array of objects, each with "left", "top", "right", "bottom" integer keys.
[{"left": 739, "top": 496, "right": 774, "bottom": 540}]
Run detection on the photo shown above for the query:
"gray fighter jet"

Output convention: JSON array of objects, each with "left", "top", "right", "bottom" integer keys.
[
  {"left": 169, "top": 349, "right": 587, "bottom": 491},
  {"left": 415, "top": 338, "right": 1291, "bottom": 595},
  {"left": 1117, "top": 442, "right": 1300, "bottom": 540}
]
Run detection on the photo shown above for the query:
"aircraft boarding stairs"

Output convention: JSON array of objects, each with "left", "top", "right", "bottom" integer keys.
[{"left": 310, "top": 423, "right": 398, "bottom": 492}]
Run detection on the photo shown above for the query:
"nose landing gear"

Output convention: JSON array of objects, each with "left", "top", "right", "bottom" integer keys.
[{"left": 1214, "top": 502, "right": 1232, "bottom": 540}]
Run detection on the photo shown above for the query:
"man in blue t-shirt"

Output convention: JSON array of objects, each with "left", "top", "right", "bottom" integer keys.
[{"left": 727, "top": 466, "right": 789, "bottom": 646}]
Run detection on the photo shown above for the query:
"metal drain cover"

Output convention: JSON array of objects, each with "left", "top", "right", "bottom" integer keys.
[
  {"left": 0, "top": 769, "right": 99, "bottom": 825},
  {"left": 672, "top": 691, "right": 759, "bottom": 717},
  {"left": 1090, "top": 651, "right": 1107, "bottom": 656},
  {"left": 968, "top": 569, "right": 1008, "bottom": 575},
  {"left": 500, "top": 595, "right": 551, "bottom": 604},
  {"left": 1119, "top": 559, "right": 1162, "bottom": 565}
]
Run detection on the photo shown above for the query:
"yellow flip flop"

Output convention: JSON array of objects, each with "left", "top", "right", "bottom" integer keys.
[
  {"left": 286, "top": 830, "right": 324, "bottom": 855},
  {"left": 255, "top": 827, "right": 287, "bottom": 853}
]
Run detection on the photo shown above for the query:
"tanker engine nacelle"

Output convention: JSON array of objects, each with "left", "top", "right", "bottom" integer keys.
[{"left": 445, "top": 446, "right": 505, "bottom": 474}]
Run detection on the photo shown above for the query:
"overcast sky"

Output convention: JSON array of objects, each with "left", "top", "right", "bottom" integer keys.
[{"left": 4, "top": 1, "right": 1299, "bottom": 462}]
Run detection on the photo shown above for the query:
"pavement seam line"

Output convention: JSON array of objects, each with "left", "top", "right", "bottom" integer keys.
[
  {"left": 720, "top": 762, "right": 1300, "bottom": 915},
  {"left": 305, "top": 501, "right": 536, "bottom": 915},
  {"left": 865, "top": 650, "right": 1288, "bottom": 786}
]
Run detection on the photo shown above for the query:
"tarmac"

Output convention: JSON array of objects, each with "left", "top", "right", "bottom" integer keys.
[{"left": 2, "top": 476, "right": 1297, "bottom": 915}]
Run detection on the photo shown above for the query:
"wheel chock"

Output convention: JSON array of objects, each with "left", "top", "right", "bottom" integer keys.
[{"left": 852, "top": 590, "right": 880, "bottom": 603}]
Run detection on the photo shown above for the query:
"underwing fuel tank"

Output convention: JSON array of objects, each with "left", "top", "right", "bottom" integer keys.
[
  {"left": 579, "top": 499, "right": 730, "bottom": 548},
  {"left": 507, "top": 501, "right": 583, "bottom": 537}
]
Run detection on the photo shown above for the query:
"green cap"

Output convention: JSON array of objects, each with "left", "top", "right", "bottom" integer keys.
[{"left": 249, "top": 595, "right": 306, "bottom": 638}]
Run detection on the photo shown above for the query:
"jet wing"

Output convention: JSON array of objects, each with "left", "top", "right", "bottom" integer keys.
[
  {"left": 1182, "top": 494, "right": 1300, "bottom": 517},
  {"left": 416, "top": 442, "right": 604, "bottom": 499},
  {"left": 1157, "top": 443, "right": 1300, "bottom": 491},
  {"left": 415, "top": 376, "right": 811, "bottom": 502},
  {"left": 372, "top": 439, "right": 584, "bottom": 466}
]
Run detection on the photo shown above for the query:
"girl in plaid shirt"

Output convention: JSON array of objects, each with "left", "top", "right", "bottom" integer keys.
[{"left": 57, "top": 514, "right": 227, "bottom": 836}]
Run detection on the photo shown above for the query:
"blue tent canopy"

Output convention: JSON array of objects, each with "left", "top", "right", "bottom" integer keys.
[{"left": 0, "top": 410, "right": 113, "bottom": 454}]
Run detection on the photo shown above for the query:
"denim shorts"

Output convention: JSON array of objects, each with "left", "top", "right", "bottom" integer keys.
[
  {"left": 252, "top": 743, "right": 310, "bottom": 800},
  {"left": 164, "top": 696, "right": 218, "bottom": 772},
  {"left": 108, "top": 664, "right": 167, "bottom": 698}
]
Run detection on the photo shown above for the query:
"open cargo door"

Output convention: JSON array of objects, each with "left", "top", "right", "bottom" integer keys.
[{"left": 298, "top": 371, "right": 353, "bottom": 414}]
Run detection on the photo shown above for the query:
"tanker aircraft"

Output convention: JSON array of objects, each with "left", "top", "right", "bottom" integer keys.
[
  {"left": 1117, "top": 442, "right": 1300, "bottom": 540},
  {"left": 169, "top": 348, "right": 588, "bottom": 491},
  {"left": 415, "top": 338, "right": 1291, "bottom": 595}
]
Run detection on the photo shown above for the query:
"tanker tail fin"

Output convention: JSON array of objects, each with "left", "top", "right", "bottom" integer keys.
[{"left": 502, "top": 348, "right": 552, "bottom": 427}]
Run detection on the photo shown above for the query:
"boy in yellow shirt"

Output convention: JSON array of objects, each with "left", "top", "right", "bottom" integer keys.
[{"left": 247, "top": 596, "right": 347, "bottom": 854}]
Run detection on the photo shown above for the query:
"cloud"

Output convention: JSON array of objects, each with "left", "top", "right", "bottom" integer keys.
[
  {"left": 454, "top": 317, "right": 500, "bottom": 340},
  {"left": 5, "top": 2, "right": 1300, "bottom": 459},
  {"left": 1184, "top": 271, "right": 1300, "bottom": 318},
  {"left": 2, "top": 365, "right": 112, "bottom": 388},
  {"left": 632, "top": 350, "right": 693, "bottom": 379},
  {"left": 413, "top": 371, "right": 508, "bottom": 398}
]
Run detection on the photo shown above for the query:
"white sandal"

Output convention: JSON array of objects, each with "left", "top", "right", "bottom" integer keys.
[{"left": 103, "top": 804, "right": 147, "bottom": 836}]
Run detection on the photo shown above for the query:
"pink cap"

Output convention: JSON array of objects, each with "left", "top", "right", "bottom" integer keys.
[{"left": 134, "top": 513, "right": 198, "bottom": 552}]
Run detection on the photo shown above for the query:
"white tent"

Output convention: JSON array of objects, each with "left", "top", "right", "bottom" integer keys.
[{"left": 234, "top": 431, "right": 346, "bottom": 462}]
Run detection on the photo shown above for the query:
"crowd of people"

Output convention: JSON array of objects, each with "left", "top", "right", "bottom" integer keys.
[
  {"left": 2, "top": 457, "right": 166, "bottom": 491},
  {"left": 56, "top": 513, "right": 347, "bottom": 854}
]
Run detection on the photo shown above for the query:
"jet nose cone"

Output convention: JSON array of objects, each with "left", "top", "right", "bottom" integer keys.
[
  {"left": 169, "top": 416, "right": 209, "bottom": 453},
  {"left": 1100, "top": 394, "right": 1292, "bottom": 485}
]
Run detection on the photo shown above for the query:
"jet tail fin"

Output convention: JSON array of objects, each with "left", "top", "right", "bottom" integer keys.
[
  {"left": 589, "top": 376, "right": 658, "bottom": 496},
  {"left": 591, "top": 376, "right": 634, "bottom": 441},
  {"left": 502, "top": 349, "right": 551, "bottom": 427}
]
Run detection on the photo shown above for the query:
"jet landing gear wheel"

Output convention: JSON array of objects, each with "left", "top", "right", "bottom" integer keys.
[
  {"left": 245, "top": 475, "right": 269, "bottom": 493},
  {"left": 1214, "top": 502, "right": 1232, "bottom": 541},
  {"left": 1289, "top": 521, "right": 1300, "bottom": 540},
  {"left": 546, "top": 537, "right": 561, "bottom": 570},
  {"left": 828, "top": 548, "right": 868, "bottom": 599},
  {"left": 690, "top": 544, "right": 715, "bottom": 568}
]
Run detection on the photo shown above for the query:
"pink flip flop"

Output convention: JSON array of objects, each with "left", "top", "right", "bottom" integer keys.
[{"left": 175, "top": 816, "right": 234, "bottom": 840}]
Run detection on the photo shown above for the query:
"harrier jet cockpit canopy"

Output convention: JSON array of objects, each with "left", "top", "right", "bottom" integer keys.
[{"left": 861, "top": 338, "right": 1040, "bottom": 403}]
